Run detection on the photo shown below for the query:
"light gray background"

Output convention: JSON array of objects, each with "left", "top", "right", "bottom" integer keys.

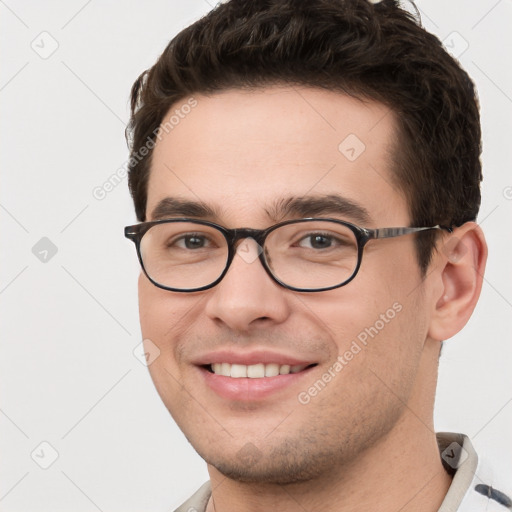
[{"left": 1, "top": 1, "right": 511, "bottom": 511}]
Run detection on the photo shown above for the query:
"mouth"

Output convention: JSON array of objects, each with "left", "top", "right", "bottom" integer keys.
[
  {"left": 204, "top": 362, "right": 317, "bottom": 378},
  {"left": 195, "top": 352, "right": 319, "bottom": 401}
]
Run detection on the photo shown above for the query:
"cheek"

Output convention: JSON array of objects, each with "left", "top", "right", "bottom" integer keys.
[
  {"left": 137, "top": 274, "right": 195, "bottom": 417},
  {"left": 298, "top": 245, "right": 426, "bottom": 373},
  {"left": 137, "top": 272, "right": 215, "bottom": 382},
  {"left": 138, "top": 273, "right": 168, "bottom": 342},
  {"left": 137, "top": 274, "right": 195, "bottom": 376},
  {"left": 296, "top": 292, "right": 426, "bottom": 426}
]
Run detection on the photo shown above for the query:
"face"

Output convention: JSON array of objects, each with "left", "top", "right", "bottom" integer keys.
[{"left": 138, "top": 86, "right": 433, "bottom": 484}]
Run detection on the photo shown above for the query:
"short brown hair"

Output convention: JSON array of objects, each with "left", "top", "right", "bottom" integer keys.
[{"left": 126, "top": 0, "right": 482, "bottom": 272}]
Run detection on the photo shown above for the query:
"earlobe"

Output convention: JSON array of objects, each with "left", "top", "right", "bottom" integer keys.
[{"left": 428, "top": 222, "right": 487, "bottom": 341}]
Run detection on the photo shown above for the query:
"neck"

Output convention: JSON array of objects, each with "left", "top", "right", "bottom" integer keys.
[{"left": 206, "top": 340, "right": 452, "bottom": 512}]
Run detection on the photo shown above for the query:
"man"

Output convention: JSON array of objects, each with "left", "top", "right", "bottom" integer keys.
[{"left": 124, "top": 0, "right": 510, "bottom": 510}]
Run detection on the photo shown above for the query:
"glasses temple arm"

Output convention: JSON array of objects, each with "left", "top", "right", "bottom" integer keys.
[{"left": 367, "top": 225, "right": 452, "bottom": 240}]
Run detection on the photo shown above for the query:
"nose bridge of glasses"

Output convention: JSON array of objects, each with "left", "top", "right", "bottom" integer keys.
[
  {"left": 223, "top": 228, "right": 265, "bottom": 256},
  {"left": 228, "top": 228, "right": 266, "bottom": 266},
  {"left": 229, "top": 227, "right": 267, "bottom": 245}
]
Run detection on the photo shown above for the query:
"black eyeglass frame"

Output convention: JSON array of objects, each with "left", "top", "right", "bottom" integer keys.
[{"left": 124, "top": 218, "right": 452, "bottom": 293}]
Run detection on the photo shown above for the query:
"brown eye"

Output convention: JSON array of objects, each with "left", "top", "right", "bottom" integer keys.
[{"left": 300, "top": 234, "right": 333, "bottom": 249}]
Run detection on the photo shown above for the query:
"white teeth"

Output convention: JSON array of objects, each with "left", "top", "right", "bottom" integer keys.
[
  {"left": 209, "top": 362, "right": 309, "bottom": 378},
  {"left": 247, "top": 363, "right": 265, "bottom": 378},
  {"left": 264, "top": 363, "right": 280, "bottom": 377},
  {"left": 279, "top": 364, "right": 291, "bottom": 375},
  {"left": 230, "top": 364, "right": 247, "bottom": 378}
]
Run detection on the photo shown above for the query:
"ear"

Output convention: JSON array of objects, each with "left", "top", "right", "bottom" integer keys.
[{"left": 428, "top": 222, "right": 487, "bottom": 341}]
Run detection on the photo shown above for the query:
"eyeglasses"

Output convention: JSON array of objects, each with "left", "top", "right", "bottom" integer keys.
[{"left": 124, "top": 218, "right": 451, "bottom": 293}]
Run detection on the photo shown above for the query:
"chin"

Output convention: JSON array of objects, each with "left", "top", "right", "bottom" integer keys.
[{"left": 200, "top": 438, "right": 346, "bottom": 485}]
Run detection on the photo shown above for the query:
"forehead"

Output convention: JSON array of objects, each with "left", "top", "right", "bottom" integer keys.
[{"left": 147, "top": 86, "right": 409, "bottom": 227}]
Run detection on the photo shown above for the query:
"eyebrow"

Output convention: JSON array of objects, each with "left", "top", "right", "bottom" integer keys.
[
  {"left": 149, "top": 194, "right": 371, "bottom": 225},
  {"left": 150, "top": 197, "right": 221, "bottom": 221},
  {"left": 265, "top": 194, "right": 372, "bottom": 225}
]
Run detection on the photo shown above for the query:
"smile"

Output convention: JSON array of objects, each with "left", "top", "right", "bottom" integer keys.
[{"left": 208, "top": 362, "right": 313, "bottom": 378}]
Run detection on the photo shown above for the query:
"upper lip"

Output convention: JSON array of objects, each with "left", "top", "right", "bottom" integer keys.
[{"left": 193, "top": 349, "right": 317, "bottom": 367}]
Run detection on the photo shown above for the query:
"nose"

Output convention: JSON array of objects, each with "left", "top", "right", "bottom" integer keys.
[{"left": 204, "top": 238, "right": 291, "bottom": 332}]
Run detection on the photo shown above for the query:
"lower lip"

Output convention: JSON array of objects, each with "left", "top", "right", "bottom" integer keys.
[{"left": 198, "top": 366, "right": 316, "bottom": 401}]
